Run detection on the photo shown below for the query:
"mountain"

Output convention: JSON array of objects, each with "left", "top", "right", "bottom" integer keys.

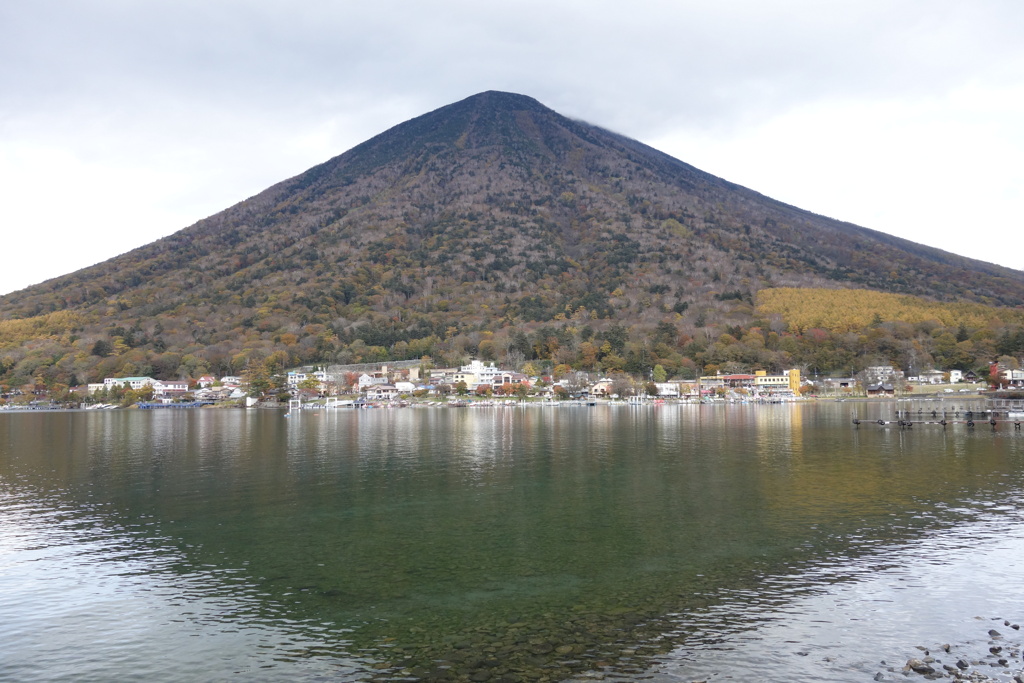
[{"left": 2, "top": 90, "right": 1024, "bottom": 388}]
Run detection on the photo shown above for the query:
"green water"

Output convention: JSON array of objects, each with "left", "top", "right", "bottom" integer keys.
[{"left": 3, "top": 403, "right": 1024, "bottom": 681}]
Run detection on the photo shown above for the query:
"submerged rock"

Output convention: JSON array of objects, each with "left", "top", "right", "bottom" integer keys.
[{"left": 905, "top": 658, "right": 935, "bottom": 674}]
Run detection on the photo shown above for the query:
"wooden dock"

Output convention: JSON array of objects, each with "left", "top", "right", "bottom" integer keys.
[{"left": 853, "top": 414, "right": 1022, "bottom": 429}]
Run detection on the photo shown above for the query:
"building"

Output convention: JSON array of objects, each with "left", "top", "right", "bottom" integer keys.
[
  {"left": 357, "top": 373, "right": 388, "bottom": 389},
  {"left": 697, "top": 369, "right": 801, "bottom": 396},
  {"left": 754, "top": 369, "right": 801, "bottom": 395},
  {"left": 91, "top": 376, "right": 187, "bottom": 398},
  {"left": 1000, "top": 368, "right": 1024, "bottom": 387},
  {"left": 863, "top": 365, "right": 904, "bottom": 383},
  {"left": 866, "top": 382, "right": 896, "bottom": 396},
  {"left": 824, "top": 377, "right": 856, "bottom": 392},
  {"left": 99, "top": 376, "right": 157, "bottom": 391},
  {"left": 917, "top": 369, "right": 946, "bottom": 384},
  {"left": 429, "top": 368, "right": 459, "bottom": 385},
  {"left": 152, "top": 380, "right": 189, "bottom": 396},
  {"left": 286, "top": 369, "right": 329, "bottom": 389},
  {"left": 719, "top": 374, "right": 756, "bottom": 388},
  {"left": 452, "top": 360, "right": 504, "bottom": 390},
  {"left": 653, "top": 382, "right": 680, "bottom": 397},
  {"left": 366, "top": 384, "right": 399, "bottom": 400}
]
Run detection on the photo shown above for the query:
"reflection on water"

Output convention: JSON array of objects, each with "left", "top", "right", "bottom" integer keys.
[
  {"left": 0, "top": 477, "right": 372, "bottom": 682},
  {"left": 2, "top": 404, "right": 1024, "bottom": 682}
]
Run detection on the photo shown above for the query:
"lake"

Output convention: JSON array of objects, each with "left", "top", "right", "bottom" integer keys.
[{"left": 2, "top": 401, "right": 1024, "bottom": 682}]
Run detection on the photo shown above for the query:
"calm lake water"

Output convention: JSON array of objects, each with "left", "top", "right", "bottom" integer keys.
[{"left": 2, "top": 402, "right": 1024, "bottom": 682}]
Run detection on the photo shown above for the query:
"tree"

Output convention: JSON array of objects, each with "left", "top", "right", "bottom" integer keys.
[
  {"left": 605, "top": 325, "right": 629, "bottom": 353},
  {"left": 91, "top": 339, "right": 113, "bottom": 357},
  {"left": 652, "top": 364, "right": 667, "bottom": 383},
  {"left": 298, "top": 376, "right": 322, "bottom": 395},
  {"left": 454, "top": 380, "right": 468, "bottom": 396},
  {"left": 577, "top": 341, "right": 599, "bottom": 369},
  {"left": 653, "top": 321, "right": 678, "bottom": 346},
  {"left": 246, "top": 363, "right": 271, "bottom": 397},
  {"left": 610, "top": 374, "right": 634, "bottom": 397}
]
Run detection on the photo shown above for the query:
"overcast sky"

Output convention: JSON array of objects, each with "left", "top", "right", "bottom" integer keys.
[{"left": 2, "top": 0, "right": 1023, "bottom": 296}]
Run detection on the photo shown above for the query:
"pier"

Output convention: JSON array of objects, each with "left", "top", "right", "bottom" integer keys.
[
  {"left": 852, "top": 397, "right": 1024, "bottom": 430},
  {"left": 854, "top": 417, "right": 1022, "bottom": 429}
]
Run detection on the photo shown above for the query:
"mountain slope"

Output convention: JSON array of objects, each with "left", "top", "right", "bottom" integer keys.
[{"left": 1, "top": 91, "right": 1023, "bottom": 386}]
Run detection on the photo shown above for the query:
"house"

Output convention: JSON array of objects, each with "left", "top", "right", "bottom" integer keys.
[
  {"left": 824, "top": 377, "right": 856, "bottom": 391},
  {"left": 394, "top": 381, "right": 416, "bottom": 394},
  {"left": 198, "top": 386, "right": 246, "bottom": 401},
  {"left": 197, "top": 375, "right": 217, "bottom": 388},
  {"left": 357, "top": 373, "right": 388, "bottom": 389},
  {"left": 429, "top": 368, "right": 459, "bottom": 384},
  {"left": 866, "top": 382, "right": 895, "bottom": 396},
  {"left": 1001, "top": 369, "right": 1024, "bottom": 387},
  {"left": 366, "top": 384, "right": 399, "bottom": 400},
  {"left": 490, "top": 371, "right": 530, "bottom": 387}
]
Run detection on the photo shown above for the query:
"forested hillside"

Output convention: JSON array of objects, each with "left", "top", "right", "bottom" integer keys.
[{"left": 2, "top": 91, "right": 1023, "bottom": 392}]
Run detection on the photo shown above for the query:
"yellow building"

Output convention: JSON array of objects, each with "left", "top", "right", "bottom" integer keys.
[{"left": 755, "top": 369, "right": 800, "bottom": 394}]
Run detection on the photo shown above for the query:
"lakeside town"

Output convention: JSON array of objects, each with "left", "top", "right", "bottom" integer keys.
[{"left": 3, "top": 357, "right": 1021, "bottom": 411}]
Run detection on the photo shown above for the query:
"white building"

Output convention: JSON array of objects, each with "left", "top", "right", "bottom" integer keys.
[
  {"left": 1001, "top": 369, "right": 1024, "bottom": 387},
  {"left": 366, "top": 384, "right": 399, "bottom": 400},
  {"left": 101, "top": 376, "right": 157, "bottom": 391},
  {"left": 152, "top": 380, "right": 189, "bottom": 395},
  {"left": 287, "top": 369, "right": 329, "bottom": 389},
  {"left": 93, "top": 376, "right": 187, "bottom": 397},
  {"left": 454, "top": 360, "right": 504, "bottom": 389},
  {"left": 653, "top": 382, "right": 680, "bottom": 397}
]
